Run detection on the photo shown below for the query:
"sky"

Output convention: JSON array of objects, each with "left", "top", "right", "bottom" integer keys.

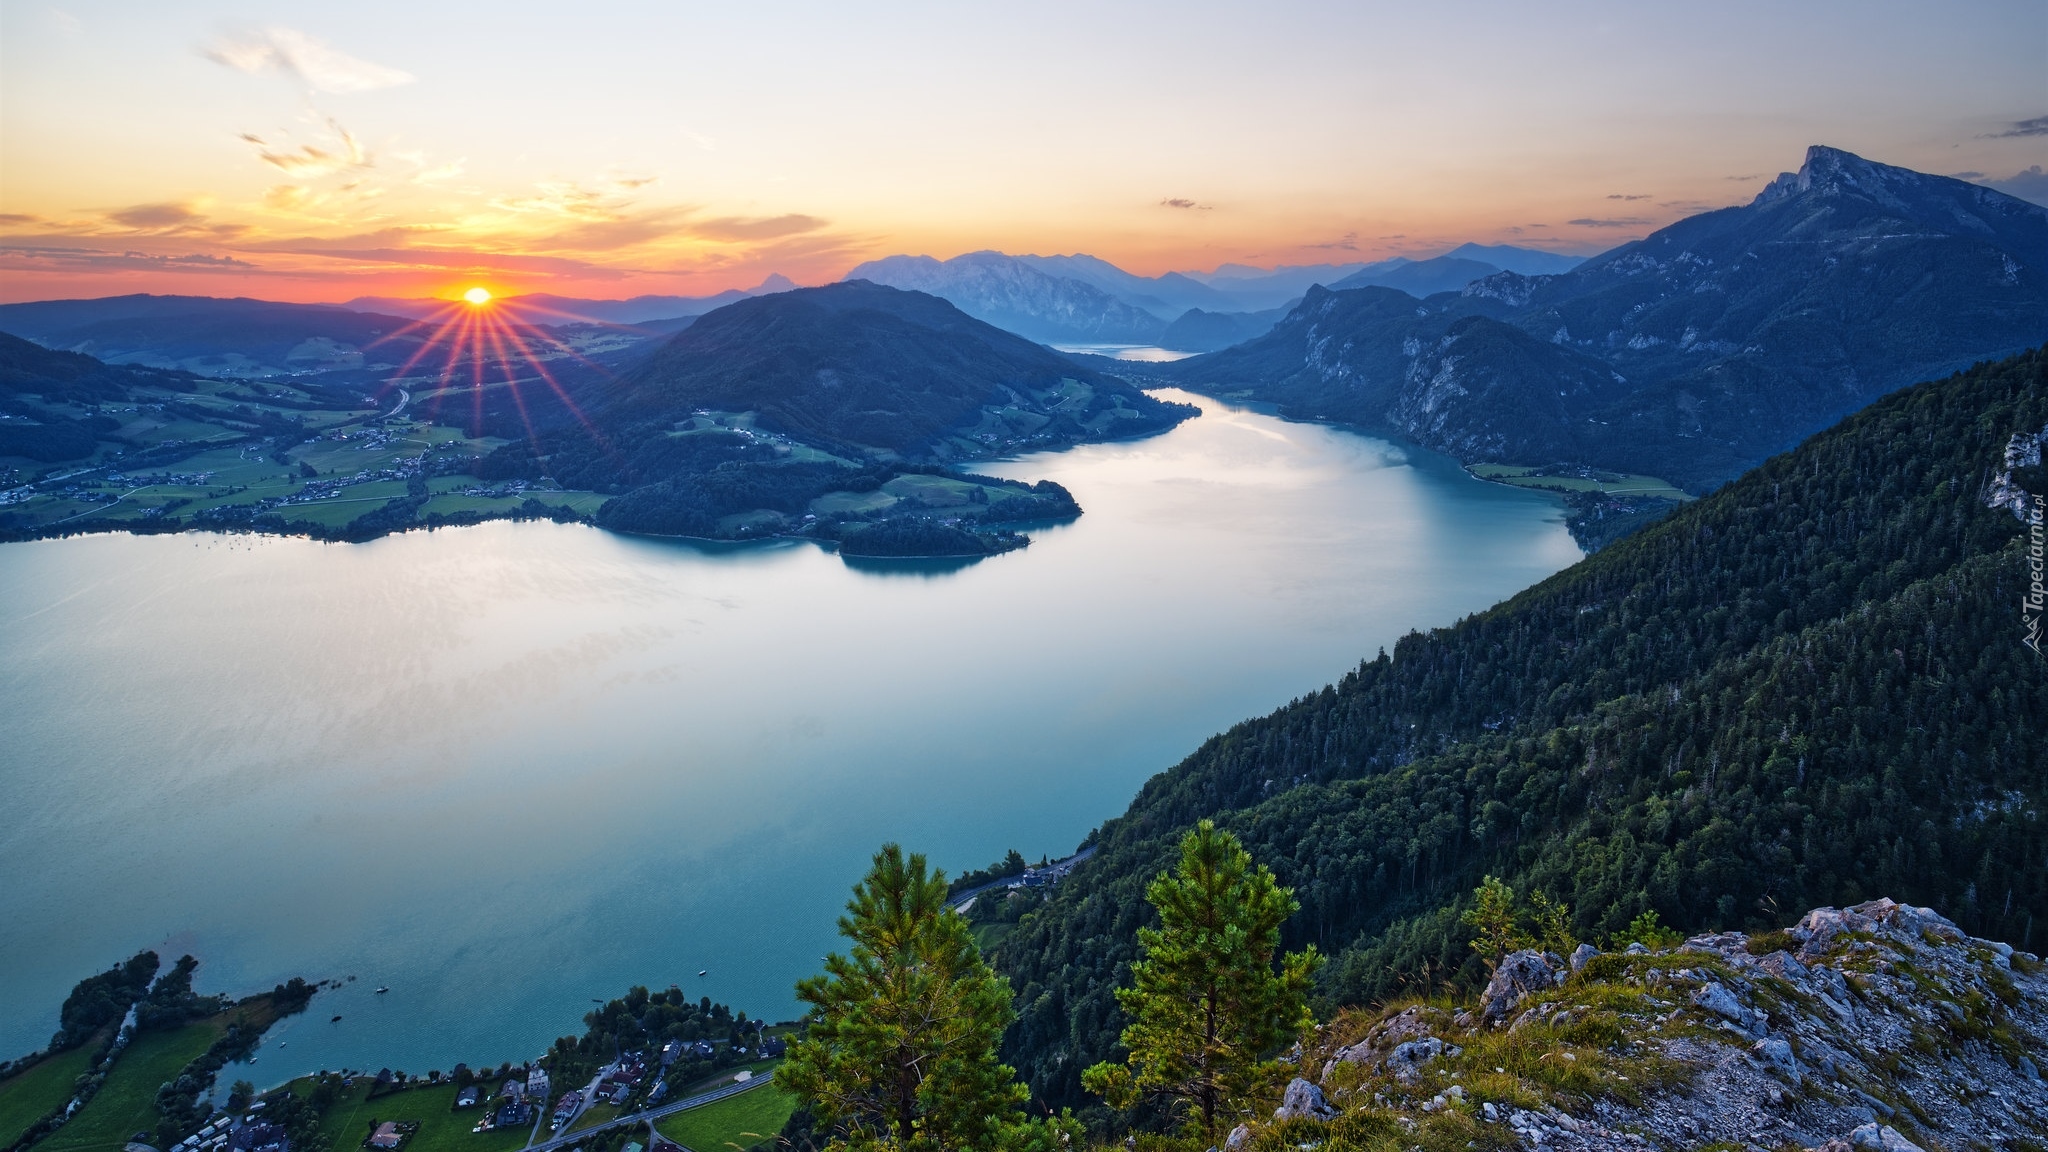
[{"left": 1, "top": 0, "right": 2043, "bottom": 303}]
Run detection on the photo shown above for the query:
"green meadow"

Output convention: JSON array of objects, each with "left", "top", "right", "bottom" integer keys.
[
  {"left": 654, "top": 1083, "right": 796, "bottom": 1152},
  {"left": 0, "top": 1044, "right": 97, "bottom": 1149}
]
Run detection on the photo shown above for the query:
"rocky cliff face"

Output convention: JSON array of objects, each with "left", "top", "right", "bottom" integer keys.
[{"left": 1237, "top": 899, "right": 2045, "bottom": 1151}]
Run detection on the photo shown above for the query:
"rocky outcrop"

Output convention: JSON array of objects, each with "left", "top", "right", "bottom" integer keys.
[
  {"left": 1272, "top": 1077, "right": 1337, "bottom": 1121},
  {"left": 1244, "top": 899, "right": 2046, "bottom": 1151},
  {"left": 1480, "top": 949, "right": 1562, "bottom": 1023}
]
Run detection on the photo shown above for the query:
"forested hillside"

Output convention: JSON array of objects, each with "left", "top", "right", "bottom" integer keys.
[{"left": 992, "top": 348, "right": 2048, "bottom": 1107}]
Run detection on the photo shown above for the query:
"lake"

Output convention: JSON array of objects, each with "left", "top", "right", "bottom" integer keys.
[{"left": 0, "top": 390, "right": 1581, "bottom": 1083}]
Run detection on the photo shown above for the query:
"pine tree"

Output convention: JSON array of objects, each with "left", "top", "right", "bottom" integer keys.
[
  {"left": 1081, "top": 821, "right": 1320, "bottom": 1137},
  {"left": 1461, "top": 875, "right": 1525, "bottom": 970},
  {"left": 780, "top": 844, "right": 1032, "bottom": 1151}
]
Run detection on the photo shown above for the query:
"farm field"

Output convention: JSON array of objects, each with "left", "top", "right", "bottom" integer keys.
[
  {"left": 315, "top": 1080, "right": 532, "bottom": 1152},
  {"left": 0, "top": 1043, "right": 97, "bottom": 1148},
  {"left": 1466, "top": 463, "right": 1692, "bottom": 501},
  {"left": 33, "top": 1022, "right": 224, "bottom": 1152},
  {"left": 654, "top": 1083, "right": 795, "bottom": 1152}
]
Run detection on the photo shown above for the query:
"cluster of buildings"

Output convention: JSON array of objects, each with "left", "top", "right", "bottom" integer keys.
[
  {"left": 465, "top": 1066, "right": 549, "bottom": 1135},
  {"left": 170, "top": 1101, "right": 282, "bottom": 1152},
  {"left": 595, "top": 1052, "right": 651, "bottom": 1107}
]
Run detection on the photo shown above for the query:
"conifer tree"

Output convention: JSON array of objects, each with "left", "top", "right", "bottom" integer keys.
[
  {"left": 1462, "top": 875, "right": 1524, "bottom": 970},
  {"left": 1081, "top": 821, "right": 1320, "bottom": 1137},
  {"left": 781, "top": 844, "right": 1038, "bottom": 1151}
]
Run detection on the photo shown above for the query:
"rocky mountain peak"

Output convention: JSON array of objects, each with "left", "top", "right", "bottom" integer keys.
[
  {"left": 1748, "top": 144, "right": 2046, "bottom": 238},
  {"left": 1751, "top": 145, "right": 1896, "bottom": 206}
]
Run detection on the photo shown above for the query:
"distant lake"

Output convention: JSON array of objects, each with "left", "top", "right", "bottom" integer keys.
[
  {"left": 0, "top": 390, "right": 1579, "bottom": 1083},
  {"left": 1050, "top": 344, "right": 1198, "bottom": 362}
]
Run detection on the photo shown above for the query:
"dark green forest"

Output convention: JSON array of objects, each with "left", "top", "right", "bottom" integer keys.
[{"left": 992, "top": 348, "right": 2048, "bottom": 1108}]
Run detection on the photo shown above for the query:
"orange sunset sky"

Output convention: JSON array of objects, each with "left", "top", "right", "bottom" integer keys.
[{"left": 2, "top": 0, "right": 2043, "bottom": 304}]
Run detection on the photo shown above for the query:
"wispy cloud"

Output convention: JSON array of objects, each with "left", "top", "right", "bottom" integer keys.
[
  {"left": 105, "top": 202, "right": 206, "bottom": 231},
  {"left": 1567, "top": 216, "right": 1651, "bottom": 228},
  {"left": 204, "top": 27, "right": 413, "bottom": 93},
  {"left": 256, "top": 245, "right": 631, "bottom": 280},
  {"left": 1305, "top": 231, "right": 1359, "bottom": 251},
  {"left": 1982, "top": 115, "right": 2048, "bottom": 139},
  {"left": 0, "top": 244, "right": 258, "bottom": 272},
  {"left": 688, "top": 214, "right": 825, "bottom": 242},
  {"left": 1970, "top": 165, "right": 2048, "bottom": 206},
  {"left": 1160, "top": 198, "right": 1212, "bottom": 210},
  {"left": 492, "top": 181, "right": 622, "bottom": 220},
  {"left": 240, "top": 119, "right": 371, "bottom": 177},
  {"left": 1606, "top": 194, "right": 1650, "bottom": 201},
  {"left": 95, "top": 201, "right": 249, "bottom": 240}
]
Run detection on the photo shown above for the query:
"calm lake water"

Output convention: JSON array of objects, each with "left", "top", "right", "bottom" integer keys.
[{"left": 0, "top": 390, "right": 1579, "bottom": 1083}]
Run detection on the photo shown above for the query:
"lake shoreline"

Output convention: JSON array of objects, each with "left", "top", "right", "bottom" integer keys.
[{"left": 0, "top": 389, "right": 1582, "bottom": 1080}]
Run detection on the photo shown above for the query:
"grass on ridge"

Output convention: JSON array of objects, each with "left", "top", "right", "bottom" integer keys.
[
  {"left": 314, "top": 1080, "right": 531, "bottom": 1152},
  {"left": 654, "top": 1083, "right": 796, "bottom": 1152},
  {"left": 0, "top": 1044, "right": 98, "bottom": 1149},
  {"left": 34, "top": 1022, "right": 225, "bottom": 1152}
]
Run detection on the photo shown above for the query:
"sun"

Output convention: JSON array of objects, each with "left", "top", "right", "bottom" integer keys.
[{"left": 463, "top": 286, "right": 493, "bottom": 306}]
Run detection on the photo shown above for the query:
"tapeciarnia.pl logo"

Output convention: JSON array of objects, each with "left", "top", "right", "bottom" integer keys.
[{"left": 2026, "top": 493, "right": 2045, "bottom": 655}]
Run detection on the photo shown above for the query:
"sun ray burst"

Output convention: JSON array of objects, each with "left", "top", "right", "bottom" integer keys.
[{"left": 376, "top": 290, "right": 614, "bottom": 456}]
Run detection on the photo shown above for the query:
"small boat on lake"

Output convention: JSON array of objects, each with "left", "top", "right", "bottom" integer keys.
[{"left": 374, "top": 986, "right": 389, "bottom": 994}]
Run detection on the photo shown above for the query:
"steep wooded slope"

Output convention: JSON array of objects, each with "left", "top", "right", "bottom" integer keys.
[{"left": 993, "top": 348, "right": 2048, "bottom": 1106}]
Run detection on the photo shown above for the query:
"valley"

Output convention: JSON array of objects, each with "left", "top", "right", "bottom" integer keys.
[
  {"left": 0, "top": 285, "right": 1194, "bottom": 555},
  {"left": 3, "top": 13, "right": 2045, "bottom": 1139}
]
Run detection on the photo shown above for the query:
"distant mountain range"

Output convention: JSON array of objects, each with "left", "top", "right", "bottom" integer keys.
[
  {"left": 0, "top": 295, "right": 443, "bottom": 381},
  {"left": 344, "top": 274, "right": 799, "bottom": 324},
  {"left": 845, "top": 245, "right": 1585, "bottom": 352},
  {"left": 0, "top": 292, "right": 688, "bottom": 382},
  {"left": 1163, "top": 145, "right": 2048, "bottom": 489},
  {"left": 846, "top": 252, "right": 1174, "bottom": 346}
]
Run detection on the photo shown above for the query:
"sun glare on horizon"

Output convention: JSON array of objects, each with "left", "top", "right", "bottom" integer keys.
[{"left": 463, "top": 286, "right": 492, "bottom": 305}]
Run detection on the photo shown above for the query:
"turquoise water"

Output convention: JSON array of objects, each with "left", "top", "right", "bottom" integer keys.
[{"left": 0, "top": 390, "right": 1580, "bottom": 1083}]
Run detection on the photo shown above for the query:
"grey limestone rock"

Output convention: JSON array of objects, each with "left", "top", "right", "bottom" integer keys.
[
  {"left": 1273, "top": 1077, "right": 1337, "bottom": 1121},
  {"left": 1383, "top": 1037, "right": 1449, "bottom": 1085},
  {"left": 1480, "top": 949, "right": 1559, "bottom": 1023},
  {"left": 1847, "top": 1124, "right": 1925, "bottom": 1152},
  {"left": 1750, "top": 1035, "right": 1800, "bottom": 1081},
  {"left": 1690, "top": 981, "right": 1748, "bottom": 1024}
]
